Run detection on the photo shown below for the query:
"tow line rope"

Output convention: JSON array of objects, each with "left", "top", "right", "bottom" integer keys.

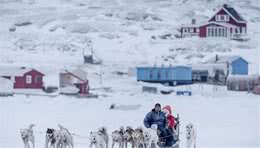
[{"left": 34, "top": 130, "right": 89, "bottom": 139}]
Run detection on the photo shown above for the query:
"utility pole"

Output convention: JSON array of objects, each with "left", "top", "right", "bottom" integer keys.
[{"left": 99, "top": 64, "right": 103, "bottom": 85}]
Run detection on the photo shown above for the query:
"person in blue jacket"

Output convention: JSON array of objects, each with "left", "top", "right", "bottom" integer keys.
[{"left": 143, "top": 103, "right": 169, "bottom": 145}]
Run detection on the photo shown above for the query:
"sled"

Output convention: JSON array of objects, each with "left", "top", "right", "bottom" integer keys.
[{"left": 151, "top": 114, "right": 181, "bottom": 148}]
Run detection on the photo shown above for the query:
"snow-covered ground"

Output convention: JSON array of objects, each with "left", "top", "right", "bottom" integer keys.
[
  {"left": 0, "top": 0, "right": 260, "bottom": 148},
  {"left": 0, "top": 82, "right": 259, "bottom": 148}
]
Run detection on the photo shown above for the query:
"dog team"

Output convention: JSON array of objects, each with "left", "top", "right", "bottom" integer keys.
[
  {"left": 20, "top": 103, "right": 197, "bottom": 148},
  {"left": 20, "top": 124, "right": 74, "bottom": 148}
]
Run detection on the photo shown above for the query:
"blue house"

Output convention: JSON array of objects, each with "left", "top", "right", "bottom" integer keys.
[
  {"left": 207, "top": 55, "right": 248, "bottom": 75},
  {"left": 136, "top": 66, "right": 192, "bottom": 86}
]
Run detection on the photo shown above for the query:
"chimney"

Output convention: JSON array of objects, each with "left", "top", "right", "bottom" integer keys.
[
  {"left": 215, "top": 54, "right": 219, "bottom": 62},
  {"left": 191, "top": 19, "right": 196, "bottom": 25},
  {"left": 223, "top": 4, "right": 228, "bottom": 8}
]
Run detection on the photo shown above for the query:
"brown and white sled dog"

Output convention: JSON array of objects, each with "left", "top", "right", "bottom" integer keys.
[
  {"left": 143, "top": 124, "right": 159, "bottom": 148},
  {"left": 112, "top": 127, "right": 125, "bottom": 148},
  {"left": 20, "top": 124, "right": 36, "bottom": 148},
  {"left": 90, "top": 127, "right": 109, "bottom": 148},
  {"left": 45, "top": 124, "right": 74, "bottom": 148},
  {"left": 186, "top": 123, "right": 197, "bottom": 148},
  {"left": 123, "top": 126, "right": 135, "bottom": 148},
  {"left": 132, "top": 127, "right": 144, "bottom": 148},
  {"left": 57, "top": 124, "right": 74, "bottom": 148}
]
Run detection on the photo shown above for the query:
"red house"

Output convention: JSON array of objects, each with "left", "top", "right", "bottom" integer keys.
[
  {"left": 181, "top": 4, "right": 247, "bottom": 39},
  {"left": 0, "top": 67, "right": 44, "bottom": 89}
]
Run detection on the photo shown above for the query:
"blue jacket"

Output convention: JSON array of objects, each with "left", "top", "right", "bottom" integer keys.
[{"left": 143, "top": 109, "right": 167, "bottom": 129}]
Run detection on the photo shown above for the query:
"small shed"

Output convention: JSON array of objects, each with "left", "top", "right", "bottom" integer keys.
[
  {"left": 206, "top": 55, "right": 248, "bottom": 75},
  {"left": 191, "top": 63, "right": 228, "bottom": 84},
  {"left": 137, "top": 66, "right": 192, "bottom": 86},
  {"left": 60, "top": 68, "right": 89, "bottom": 94},
  {"left": 0, "top": 77, "right": 13, "bottom": 96},
  {"left": 226, "top": 75, "right": 259, "bottom": 91}
]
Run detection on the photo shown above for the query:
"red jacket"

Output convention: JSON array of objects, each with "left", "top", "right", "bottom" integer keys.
[
  {"left": 167, "top": 114, "right": 176, "bottom": 129},
  {"left": 163, "top": 105, "right": 176, "bottom": 129}
]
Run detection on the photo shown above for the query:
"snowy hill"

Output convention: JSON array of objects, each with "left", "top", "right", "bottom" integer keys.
[
  {"left": 0, "top": 0, "right": 259, "bottom": 148},
  {"left": 0, "top": 0, "right": 259, "bottom": 70}
]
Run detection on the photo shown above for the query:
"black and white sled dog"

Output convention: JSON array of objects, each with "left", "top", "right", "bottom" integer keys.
[
  {"left": 112, "top": 127, "right": 125, "bottom": 148},
  {"left": 20, "top": 124, "right": 36, "bottom": 148},
  {"left": 45, "top": 128, "right": 57, "bottom": 148},
  {"left": 143, "top": 124, "right": 159, "bottom": 148},
  {"left": 123, "top": 126, "right": 135, "bottom": 148},
  {"left": 90, "top": 127, "right": 109, "bottom": 148},
  {"left": 45, "top": 124, "right": 74, "bottom": 148},
  {"left": 186, "top": 123, "right": 197, "bottom": 148}
]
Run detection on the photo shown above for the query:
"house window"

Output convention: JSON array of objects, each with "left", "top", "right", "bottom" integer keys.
[
  {"left": 242, "top": 27, "right": 246, "bottom": 34},
  {"left": 184, "top": 28, "right": 187, "bottom": 32},
  {"left": 26, "top": 75, "right": 32, "bottom": 84},
  {"left": 235, "top": 28, "right": 238, "bottom": 33},
  {"left": 218, "top": 28, "right": 222, "bottom": 36},
  {"left": 35, "top": 76, "right": 42, "bottom": 83},
  {"left": 220, "top": 15, "right": 225, "bottom": 20},
  {"left": 207, "top": 28, "right": 211, "bottom": 36},
  {"left": 225, "top": 15, "right": 230, "bottom": 21},
  {"left": 215, "top": 28, "right": 218, "bottom": 36},
  {"left": 216, "top": 15, "right": 229, "bottom": 22}
]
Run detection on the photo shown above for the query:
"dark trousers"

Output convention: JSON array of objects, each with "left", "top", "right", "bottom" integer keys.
[
  {"left": 158, "top": 126, "right": 167, "bottom": 139},
  {"left": 158, "top": 127, "right": 175, "bottom": 146}
]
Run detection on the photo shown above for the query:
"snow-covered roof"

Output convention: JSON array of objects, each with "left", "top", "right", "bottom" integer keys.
[
  {"left": 181, "top": 21, "right": 238, "bottom": 28},
  {"left": 61, "top": 68, "right": 88, "bottom": 82},
  {"left": 0, "top": 66, "right": 32, "bottom": 77},
  {"left": 223, "top": 4, "right": 246, "bottom": 22},
  {"left": 192, "top": 63, "right": 228, "bottom": 77},
  {"left": 207, "top": 22, "right": 238, "bottom": 28},
  {"left": 227, "top": 74, "right": 259, "bottom": 81},
  {"left": 137, "top": 65, "right": 191, "bottom": 69},
  {"left": 206, "top": 55, "right": 247, "bottom": 65},
  {"left": 208, "top": 4, "right": 246, "bottom": 23}
]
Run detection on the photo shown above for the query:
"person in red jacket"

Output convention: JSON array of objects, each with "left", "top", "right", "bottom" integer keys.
[
  {"left": 163, "top": 105, "right": 176, "bottom": 130},
  {"left": 163, "top": 105, "right": 178, "bottom": 146}
]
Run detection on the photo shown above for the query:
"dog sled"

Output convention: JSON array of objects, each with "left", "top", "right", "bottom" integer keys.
[{"left": 153, "top": 114, "right": 180, "bottom": 148}]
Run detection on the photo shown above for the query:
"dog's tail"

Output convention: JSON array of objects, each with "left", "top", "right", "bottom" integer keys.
[
  {"left": 58, "top": 124, "right": 65, "bottom": 130},
  {"left": 98, "top": 127, "right": 107, "bottom": 134},
  {"left": 58, "top": 124, "right": 72, "bottom": 135},
  {"left": 28, "top": 124, "right": 36, "bottom": 130}
]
